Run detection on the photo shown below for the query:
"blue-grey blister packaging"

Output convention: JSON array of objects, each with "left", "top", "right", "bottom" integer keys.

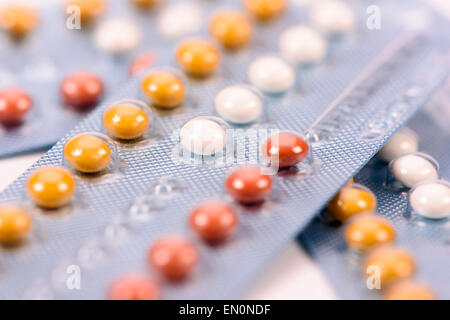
[{"left": 0, "top": 0, "right": 449, "bottom": 299}]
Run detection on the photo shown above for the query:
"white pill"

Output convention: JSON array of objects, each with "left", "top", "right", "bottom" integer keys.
[
  {"left": 278, "top": 26, "right": 327, "bottom": 64},
  {"left": 215, "top": 86, "right": 262, "bottom": 124},
  {"left": 180, "top": 118, "right": 226, "bottom": 156},
  {"left": 94, "top": 19, "right": 141, "bottom": 54},
  {"left": 391, "top": 154, "right": 438, "bottom": 188},
  {"left": 157, "top": 3, "right": 202, "bottom": 38},
  {"left": 377, "top": 128, "right": 419, "bottom": 162},
  {"left": 310, "top": 0, "right": 355, "bottom": 34},
  {"left": 247, "top": 56, "right": 295, "bottom": 94},
  {"left": 410, "top": 182, "right": 450, "bottom": 219}
]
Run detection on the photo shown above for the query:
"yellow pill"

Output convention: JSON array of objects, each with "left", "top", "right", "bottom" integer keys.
[
  {"left": 0, "top": 4, "right": 38, "bottom": 38},
  {"left": 384, "top": 281, "right": 436, "bottom": 300},
  {"left": 363, "top": 246, "right": 415, "bottom": 287},
  {"left": 243, "top": 0, "right": 286, "bottom": 21},
  {"left": 0, "top": 206, "right": 32, "bottom": 244},
  {"left": 345, "top": 215, "right": 396, "bottom": 252},
  {"left": 209, "top": 10, "right": 252, "bottom": 49},
  {"left": 327, "top": 186, "right": 376, "bottom": 222},
  {"left": 104, "top": 104, "right": 149, "bottom": 140},
  {"left": 175, "top": 39, "right": 220, "bottom": 77},
  {"left": 141, "top": 72, "right": 186, "bottom": 108},
  {"left": 64, "top": 134, "right": 111, "bottom": 173},
  {"left": 67, "top": 0, "right": 105, "bottom": 24},
  {"left": 27, "top": 167, "right": 76, "bottom": 209}
]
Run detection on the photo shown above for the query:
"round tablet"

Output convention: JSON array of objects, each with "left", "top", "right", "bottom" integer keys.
[
  {"left": 409, "top": 182, "right": 450, "bottom": 219},
  {"left": 27, "top": 167, "right": 76, "bottom": 209},
  {"left": 327, "top": 185, "right": 377, "bottom": 222},
  {"left": 189, "top": 201, "right": 238, "bottom": 244},
  {"left": 157, "top": 2, "right": 202, "bottom": 38},
  {"left": 0, "top": 4, "right": 38, "bottom": 38},
  {"left": 310, "top": 0, "right": 355, "bottom": 34},
  {"left": 384, "top": 281, "right": 436, "bottom": 300},
  {"left": 279, "top": 26, "right": 327, "bottom": 64},
  {"left": 60, "top": 71, "right": 104, "bottom": 110},
  {"left": 248, "top": 55, "right": 295, "bottom": 94},
  {"left": 129, "top": 52, "right": 157, "bottom": 77},
  {"left": 180, "top": 118, "right": 226, "bottom": 156},
  {"left": 141, "top": 71, "right": 186, "bottom": 109},
  {"left": 262, "top": 133, "right": 309, "bottom": 168},
  {"left": 345, "top": 215, "right": 396, "bottom": 252},
  {"left": 209, "top": 10, "right": 252, "bottom": 49},
  {"left": 109, "top": 273, "right": 161, "bottom": 300},
  {"left": 215, "top": 86, "right": 262, "bottom": 124},
  {"left": 244, "top": 0, "right": 286, "bottom": 21},
  {"left": 0, "top": 88, "right": 33, "bottom": 126},
  {"left": 64, "top": 134, "right": 111, "bottom": 173},
  {"left": 94, "top": 19, "right": 141, "bottom": 55},
  {"left": 148, "top": 236, "right": 198, "bottom": 281},
  {"left": 391, "top": 154, "right": 438, "bottom": 188},
  {"left": 103, "top": 104, "right": 149, "bottom": 140},
  {"left": 225, "top": 167, "right": 273, "bottom": 204},
  {"left": 175, "top": 39, "right": 220, "bottom": 77},
  {"left": 363, "top": 246, "right": 415, "bottom": 287},
  {"left": 0, "top": 205, "right": 32, "bottom": 244},
  {"left": 130, "top": 0, "right": 163, "bottom": 8},
  {"left": 67, "top": 0, "right": 105, "bottom": 24},
  {"left": 377, "top": 128, "right": 418, "bottom": 162}
]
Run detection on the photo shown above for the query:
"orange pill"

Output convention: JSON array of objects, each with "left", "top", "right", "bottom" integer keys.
[
  {"left": 27, "top": 167, "right": 76, "bottom": 209},
  {"left": 262, "top": 133, "right": 309, "bottom": 168},
  {"left": 243, "top": 0, "right": 286, "bottom": 21},
  {"left": 141, "top": 71, "right": 186, "bottom": 108},
  {"left": 327, "top": 185, "right": 376, "bottom": 222},
  {"left": 345, "top": 215, "right": 396, "bottom": 252},
  {"left": 363, "top": 246, "right": 415, "bottom": 287},
  {"left": 130, "top": 0, "right": 163, "bottom": 8},
  {"left": 225, "top": 167, "right": 273, "bottom": 204},
  {"left": 103, "top": 104, "right": 149, "bottom": 140},
  {"left": 109, "top": 273, "right": 161, "bottom": 300},
  {"left": 148, "top": 236, "right": 198, "bottom": 281},
  {"left": 384, "top": 281, "right": 436, "bottom": 300},
  {"left": 189, "top": 201, "right": 238, "bottom": 244},
  {"left": 67, "top": 0, "right": 105, "bottom": 24},
  {"left": 0, "top": 4, "right": 38, "bottom": 38},
  {"left": 0, "top": 206, "right": 32, "bottom": 244},
  {"left": 209, "top": 10, "right": 252, "bottom": 49},
  {"left": 176, "top": 39, "right": 220, "bottom": 77},
  {"left": 64, "top": 134, "right": 111, "bottom": 173}
]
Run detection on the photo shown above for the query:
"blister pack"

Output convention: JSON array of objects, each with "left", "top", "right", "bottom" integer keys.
[
  {"left": 299, "top": 80, "right": 450, "bottom": 300},
  {"left": 0, "top": 0, "right": 448, "bottom": 299}
]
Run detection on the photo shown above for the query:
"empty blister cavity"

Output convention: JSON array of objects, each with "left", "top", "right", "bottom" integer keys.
[
  {"left": 93, "top": 18, "right": 142, "bottom": 55},
  {"left": 388, "top": 152, "right": 439, "bottom": 189},
  {"left": 309, "top": 0, "right": 355, "bottom": 35},
  {"left": 247, "top": 55, "right": 295, "bottom": 94},
  {"left": 377, "top": 127, "right": 419, "bottom": 162},
  {"left": 214, "top": 84, "right": 263, "bottom": 125},
  {"left": 408, "top": 180, "right": 450, "bottom": 220},
  {"left": 278, "top": 25, "right": 327, "bottom": 65}
]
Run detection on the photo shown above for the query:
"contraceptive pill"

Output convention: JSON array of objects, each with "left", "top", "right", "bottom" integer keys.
[
  {"left": 109, "top": 273, "right": 161, "bottom": 300},
  {"left": 384, "top": 281, "right": 436, "bottom": 300},
  {"left": 377, "top": 127, "right": 419, "bottom": 162},
  {"left": 180, "top": 117, "right": 226, "bottom": 156},
  {"left": 141, "top": 71, "right": 186, "bottom": 109},
  {"left": 27, "top": 167, "right": 76, "bottom": 209},
  {"left": 148, "top": 236, "right": 199, "bottom": 281},
  {"left": 409, "top": 181, "right": 450, "bottom": 219},
  {"left": 225, "top": 167, "right": 273, "bottom": 204},
  {"left": 67, "top": 0, "right": 105, "bottom": 24},
  {"left": 0, "top": 88, "right": 33, "bottom": 126},
  {"left": 214, "top": 85, "right": 262, "bottom": 124},
  {"left": 279, "top": 26, "right": 327, "bottom": 64},
  {"left": 391, "top": 153, "right": 438, "bottom": 188},
  {"left": 310, "top": 0, "right": 355, "bottom": 35},
  {"left": 0, "top": 4, "right": 38, "bottom": 38},
  {"left": 60, "top": 71, "right": 104, "bottom": 110},
  {"left": 262, "top": 133, "right": 309, "bottom": 168},
  {"left": 244, "top": 0, "right": 286, "bottom": 21},
  {"left": 209, "top": 10, "right": 252, "bottom": 49},
  {"left": 103, "top": 103, "right": 150, "bottom": 140},
  {"left": 176, "top": 39, "right": 220, "bottom": 77},
  {"left": 130, "top": 0, "right": 163, "bottom": 8},
  {"left": 94, "top": 19, "right": 141, "bottom": 55},
  {"left": 327, "top": 185, "right": 376, "bottom": 222},
  {"left": 0, "top": 206, "right": 32, "bottom": 244},
  {"left": 64, "top": 134, "right": 111, "bottom": 173},
  {"left": 157, "top": 2, "right": 202, "bottom": 38},
  {"left": 248, "top": 55, "right": 295, "bottom": 94}
]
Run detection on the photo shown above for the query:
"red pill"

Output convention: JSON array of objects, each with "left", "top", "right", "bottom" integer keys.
[
  {"left": 129, "top": 52, "right": 157, "bottom": 77},
  {"left": 0, "top": 88, "right": 33, "bottom": 126},
  {"left": 263, "top": 133, "right": 309, "bottom": 168},
  {"left": 109, "top": 273, "right": 161, "bottom": 300},
  {"left": 148, "top": 236, "right": 198, "bottom": 282},
  {"left": 225, "top": 167, "right": 273, "bottom": 204},
  {"left": 189, "top": 201, "right": 238, "bottom": 244},
  {"left": 60, "top": 71, "right": 104, "bottom": 110}
]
